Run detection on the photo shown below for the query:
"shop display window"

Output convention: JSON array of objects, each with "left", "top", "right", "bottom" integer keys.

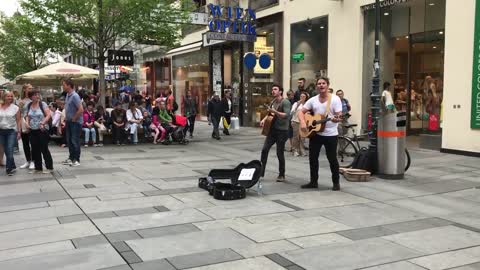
[
  {"left": 363, "top": 0, "right": 445, "bottom": 134},
  {"left": 173, "top": 49, "right": 210, "bottom": 117}
]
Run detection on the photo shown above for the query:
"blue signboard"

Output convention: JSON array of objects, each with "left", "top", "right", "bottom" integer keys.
[
  {"left": 244, "top": 53, "right": 257, "bottom": 70},
  {"left": 207, "top": 4, "right": 256, "bottom": 42}
]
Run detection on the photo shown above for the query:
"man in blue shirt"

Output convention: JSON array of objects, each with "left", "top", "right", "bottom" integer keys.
[{"left": 62, "top": 79, "right": 84, "bottom": 167}]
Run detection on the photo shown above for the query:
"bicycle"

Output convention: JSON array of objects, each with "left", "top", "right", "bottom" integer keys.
[{"left": 337, "top": 123, "right": 411, "bottom": 172}]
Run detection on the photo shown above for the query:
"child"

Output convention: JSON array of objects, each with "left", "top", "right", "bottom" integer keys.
[
  {"left": 151, "top": 114, "right": 166, "bottom": 144},
  {"left": 142, "top": 111, "right": 152, "bottom": 138}
]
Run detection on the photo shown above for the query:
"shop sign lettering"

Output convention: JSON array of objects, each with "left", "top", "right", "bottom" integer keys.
[
  {"left": 472, "top": 0, "right": 480, "bottom": 129},
  {"left": 208, "top": 4, "right": 256, "bottom": 42},
  {"left": 362, "top": 0, "right": 411, "bottom": 11}
]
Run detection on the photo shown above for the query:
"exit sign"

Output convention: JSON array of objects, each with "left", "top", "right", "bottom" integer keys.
[{"left": 292, "top": 53, "right": 304, "bottom": 62}]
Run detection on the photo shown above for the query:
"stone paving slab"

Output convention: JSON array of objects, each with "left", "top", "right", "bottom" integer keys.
[
  {"left": 0, "top": 241, "right": 74, "bottom": 262},
  {"left": 231, "top": 240, "right": 300, "bottom": 258},
  {"left": 265, "top": 191, "right": 372, "bottom": 210},
  {"left": 290, "top": 202, "right": 426, "bottom": 228},
  {"left": 409, "top": 246, "right": 480, "bottom": 270},
  {"left": 0, "top": 204, "right": 82, "bottom": 226},
  {"left": 0, "top": 201, "right": 49, "bottom": 213},
  {"left": 231, "top": 216, "right": 351, "bottom": 242},
  {"left": 287, "top": 233, "right": 353, "bottom": 248},
  {"left": 0, "top": 244, "right": 124, "bottom": 270},
  {"left": 0, "top": 218, "right": 59, "bottom": 233},
  {"left": 0, "top": 191, "right": 70, "bottom": 208},
  {"left": 361, "top": 261, "right": 426, "bottom": 270},
  {"left": 0, "top": 220, "right": 100, "bottom": 251},
  {"left": 186, "top": 257, "right": 285, "bottom": 270},
  {"left": 281, "top": 238, "right": 423, "bottom": 270},
  {"left": 388, "top": 194, "right": 480, "bottom": 216},
  {"left": 127, "top": 228, "right": 254, "bottom": 261},
  {"left": 382, "top": 225, "right": 480, "bottom": 254},
  {"left": 94, "top": 209, "right": 212, "bottom": 233},
  {"left": 451, "top": 262, "right": 480, "bottom": 270},
  {"left": 196, "top": 200, "right": 294, "bottom": 219},
  {"left": 166, "top": 248, "right": 243, "bottom": 269}
]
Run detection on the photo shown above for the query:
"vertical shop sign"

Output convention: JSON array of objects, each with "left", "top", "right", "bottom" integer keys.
[{"left": 472, "top": 0, "right": 480, "bottom": 129}]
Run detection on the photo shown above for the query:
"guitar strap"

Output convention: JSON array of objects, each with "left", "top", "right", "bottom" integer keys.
[{"left": 324, "top": 94, "right": 332, "bottom": 118}]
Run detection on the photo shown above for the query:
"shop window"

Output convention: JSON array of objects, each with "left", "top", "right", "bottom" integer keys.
[
  {"left": 172, "top": 49, "right": 210, "bottom": 117},
  {"left": 362, "top": 0, "right": 445, "bottom": 134},
  {"left": 290, "top": 16, "right": 328, "bottom": 94}
]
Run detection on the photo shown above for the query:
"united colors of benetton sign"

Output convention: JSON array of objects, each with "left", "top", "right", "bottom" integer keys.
[{"left": 472, "top": 0, "right": 480, "bottom": 129}]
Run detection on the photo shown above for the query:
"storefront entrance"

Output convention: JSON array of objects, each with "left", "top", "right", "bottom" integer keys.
[{"left": 363, "top": 0, "right": 445, "bottom": 136}]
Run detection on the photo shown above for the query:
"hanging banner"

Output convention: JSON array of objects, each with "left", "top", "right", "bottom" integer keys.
[{"left": 472, "top": 0, "right": 480, "bottom": 129}]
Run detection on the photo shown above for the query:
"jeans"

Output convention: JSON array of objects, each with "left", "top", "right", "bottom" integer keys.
[
  {"left": 30, "top": 130, "right": 53, "bottom": 170},
  {"left": 66, "top": 121, "right": 81, "bottom": 162},
  {"left": 260, "top": 128, "right": 288, "bottom": 177},
  {"left": 0, "top": 129, "right": 17, "bottom": 171},
  {"left": 309, "top": 135, "right": 339, "bottom": 184},
  {"left": 129, "top": 123, "right": 139, "bottom": 143},
  {"left": 82, "top": 127, "right": 96, "bottom": 144},
  {"left": 21, "top": 132, "right": 32, "bottom": 162}
]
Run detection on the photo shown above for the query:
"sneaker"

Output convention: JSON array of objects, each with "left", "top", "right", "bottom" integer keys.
[
  {"left": 20, "top": 162, "right": 30, "bottom": 169},
  {"left": 6, "top": 169, "right": 16, "bottom": 176},
  {"left": 98, "top": 143, "right": 103, "bottom": 147},
  {"left": 62, "top": 159, "right": 73, "bottom": 165},
  {"left": 71, "top": 161, "right": 80, "bottom": 167},
  {"left": 29, "top": 162, "right": 35, "bottom": 170},
  {"left": 44, "top": 169, "right": 54, "bottom": 173},
  {"left": 84, "top": 144, "right": 89, "bottom": 147},
  {"left": 93, "top": 144, "right": 99, "bottom": 147},
  {"left": 293, "top": 151, "right": 300, "bottom": 157},
  {"left": 276, "top": 176, "right": 286, "bottom": 182}
]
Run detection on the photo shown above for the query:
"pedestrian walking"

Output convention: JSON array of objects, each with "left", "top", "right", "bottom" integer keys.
[
  {"left": 0, "top": 91, "right": 21, "bottom": 176},
  {"left": 222, "top": 88, "right": 233, "bottom": 136},
  {"left": 18, "top": 84, "right": 35, "bottom": 170},
  {"left": 183, "top": 90, "right": 197, "bottom": 138},
  {"left": 207, "top": 95, "right": 224, "bottom": 140}
]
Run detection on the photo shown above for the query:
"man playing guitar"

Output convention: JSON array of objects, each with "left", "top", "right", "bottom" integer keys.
[
  {"left": 298, "top": 77, "right": 343, "bottom": 190},
  {"left": 260, "top": 84, "right": 291, "bottom": 182}
]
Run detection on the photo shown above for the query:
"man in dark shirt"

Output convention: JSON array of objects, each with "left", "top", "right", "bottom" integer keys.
[
  {"left": 293, "top": 78, "right": 306, "bottom": 103},
  {"left": 207, "top": 95, "right": 225, "bottom": 140},
  {"left": 260, "top": 84, "right": 291, "bottom": 182}
]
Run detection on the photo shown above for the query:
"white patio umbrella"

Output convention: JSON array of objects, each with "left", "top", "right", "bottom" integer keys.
[{"left": 14, "top": 61, "right": 99, "bottom": 82}]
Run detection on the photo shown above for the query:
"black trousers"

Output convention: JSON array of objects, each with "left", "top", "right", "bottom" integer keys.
[
  {"left": 309, "top": 135, "right": 339, "bottom": 184},
  {"left": 30, "top": 130, "right": 53, "bottom": 170},
  {"left": 112, "top": 124, "right": 126, "bottom": 144},
  {"left": 187, "top": 115, "right": 196, "bottom": 135},
  {"left": 21, "top": 132, "right": 32, "bottom": 162},
  {"left": 260, "top": 128, "right": 288, "bottom": 177}
]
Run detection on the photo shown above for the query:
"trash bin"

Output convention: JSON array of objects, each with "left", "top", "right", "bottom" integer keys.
[{"left": 377, "top": 111, "right": 406, "bottom": 179}]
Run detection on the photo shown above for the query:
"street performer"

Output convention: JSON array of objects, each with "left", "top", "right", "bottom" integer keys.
[
  {"left": 260, "top": 84, "right": 291, "bottom": 182},
  {"left": 298, "top": 77, "right": 343, "bottom": 190}
]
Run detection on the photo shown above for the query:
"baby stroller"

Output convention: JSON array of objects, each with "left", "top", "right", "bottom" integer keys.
[{"left": 163, "top": 115, "right": 189, "bottom": 145}]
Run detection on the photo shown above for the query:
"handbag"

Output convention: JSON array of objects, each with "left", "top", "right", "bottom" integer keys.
[{"left": 222, "top": 117, "right": 230, "bottom": 129}]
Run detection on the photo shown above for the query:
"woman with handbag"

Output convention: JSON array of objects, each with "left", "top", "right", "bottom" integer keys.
[{"left": 25, "top": 90, "right": 53, "bottom": 174}]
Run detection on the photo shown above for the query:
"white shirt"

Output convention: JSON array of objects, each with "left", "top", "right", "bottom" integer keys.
[
  {"left": 303, "top": 94, "right": 343, "bottom": 136},
  {"left": 126, "top": 108, "right": 143, "bottom": 123},
  {"left": 291, "top": 102, "right": 305, "bottom": 123},
  {"left": 0, "top": 104, "right": 19, "bottom": 130},
  {"left": 382, "top": 90, "right": 394, "bottom": 107}
]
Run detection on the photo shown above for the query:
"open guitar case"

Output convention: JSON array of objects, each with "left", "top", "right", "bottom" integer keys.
[{"left": 198, "top": 160, "right": 262, "bottom": 200}]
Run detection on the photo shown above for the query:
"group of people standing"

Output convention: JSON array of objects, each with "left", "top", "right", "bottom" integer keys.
[{"left": 260, "top": 77, "right": 347, "bottom": 191}]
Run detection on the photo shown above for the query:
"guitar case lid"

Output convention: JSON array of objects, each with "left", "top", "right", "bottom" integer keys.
[{"left": 208, "top": 160, "right": 262, "bottom": 189}]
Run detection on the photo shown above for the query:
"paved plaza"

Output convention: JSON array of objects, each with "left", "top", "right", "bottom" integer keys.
[{"left": 0, "top": 122, "right": 480, "bottom": 270}]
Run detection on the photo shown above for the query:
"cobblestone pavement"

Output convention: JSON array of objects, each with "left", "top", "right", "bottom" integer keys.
[{"left": 1, "top": 122, "right": 480, "bottom": 270}]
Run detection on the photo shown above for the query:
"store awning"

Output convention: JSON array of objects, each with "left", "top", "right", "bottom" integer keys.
[{"left": 165, "top": 41, "right": 202, "bottom": 58}]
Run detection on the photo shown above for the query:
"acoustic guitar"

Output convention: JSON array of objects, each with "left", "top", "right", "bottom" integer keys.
[
  {"left": 299, "top": 113, "right": 331, "bottom": 138},
  {"left": 261, "top": 112, "right": 275, "bottom": 136}
]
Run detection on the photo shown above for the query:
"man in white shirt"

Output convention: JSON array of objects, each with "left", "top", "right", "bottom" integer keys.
[{"left": 298, "top": 77, "right": 343, "bottom": 190}]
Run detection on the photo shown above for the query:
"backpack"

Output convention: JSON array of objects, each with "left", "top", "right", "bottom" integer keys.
[{"left": 351, "top": 147, "right": 372, "bottom": 171}]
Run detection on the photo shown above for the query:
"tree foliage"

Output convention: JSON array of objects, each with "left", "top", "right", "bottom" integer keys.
[
  {"left": 0, "top": 12, "right": 60, "bottom": 80},
  {"left": 21, "top": 0, "right": 192, "bottom": 105}
]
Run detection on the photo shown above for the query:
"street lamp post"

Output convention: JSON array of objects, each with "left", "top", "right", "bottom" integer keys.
[{"left": 368, "top": 0, "right": 381, "bottom": 174}]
